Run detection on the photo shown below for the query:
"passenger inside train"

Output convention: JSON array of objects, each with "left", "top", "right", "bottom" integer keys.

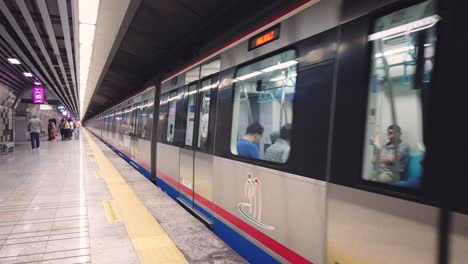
[
  {"left": 361, "top": 1, "right": 436, "bottom": 187},
  {"left": 371, "top": 124, "right": 410, "bottom": 184},
  {"left": 264, "top": 123, "right": 291, "bottom": 163},
  {"left": 231, "top": 50, "right": 297, "bottom": 163},
  {"left": 237, "top": 122, "right": 264, "bottom": 159}
]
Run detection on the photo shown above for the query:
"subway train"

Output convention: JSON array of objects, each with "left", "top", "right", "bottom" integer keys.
[{"left": 86, "top": 0, "right": 468, "bottom": 263}]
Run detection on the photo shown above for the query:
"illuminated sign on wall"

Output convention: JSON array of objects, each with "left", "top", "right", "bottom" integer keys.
[
  {"left": 32, "top": 87, "right": 45, "bottom": 104},
  {"left": 39, "top": 104, "right": 54, "bottom": 110}
]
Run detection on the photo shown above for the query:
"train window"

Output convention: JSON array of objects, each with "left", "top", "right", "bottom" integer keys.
[
  {"left": 185, "top": 84, "right": 197, "bottom": 146},
  {"left": 230, "top": 49, "right": 297, "bottom": 163},
  {"left": 197, "top": 79, "right": 213, "bottom": 150},
  {"left": 362, "top": 0, "right": 438, "bottom": 188},
  {"left": 166, "top": 90, "right": 178, "bottom": 142}
]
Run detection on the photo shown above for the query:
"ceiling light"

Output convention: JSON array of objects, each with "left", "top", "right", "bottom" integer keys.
[
  {"left": 79, "top": 0, "right": 100, "bottom": 24},
  {"left": 79, "top": 24, "right": 96, "bottom": 44},
  {"left": 368, "top": 15, "right": 440, "bottom": 41},
  {"left": 261, "top": 60, "right": 298, "bottom": 73},
  {"left": 23, "top": 72, "right": 33, "bottom": 77},
  {"left": 79, "top": 64, "right": 90, "bottom": 71},
  {"left": 235, "top": 71, "right": 263, "bottom": 81},
  {"left": 270, "top": 76, "right": 286, "bottom": 82},
  {"left": 34, "top": 82, "right": 41, "bottom": 85},
  {"left": 7, "top": 58, "right": 21, "bottom": 64},
  {"left": 80, "top": 44, "right": 93, "bottom": 59}
]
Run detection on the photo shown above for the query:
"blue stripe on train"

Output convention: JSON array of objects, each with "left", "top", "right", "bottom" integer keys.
[{"left": 91, "top": 131, "right": 279, "bottom": 264}]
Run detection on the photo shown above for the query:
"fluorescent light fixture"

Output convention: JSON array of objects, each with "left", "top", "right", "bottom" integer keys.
[
  {"left": 80, "top": 64, "right": 90, "bottom": 72},
  {"left": 7, "top": 58, "right": 21, "bottom": 64},
  {"left": 79, "top": 0, "right": 100, "bottom": 24},
  {"left": 79, "top": 24, "right": 96, "bottom": 44},
  {"left": 34, "top": 81, "right": 41, "bottom": 85},
  {"left": 375, "top": 46, "right": 415, "bottom": 58},
  {"left": 199, "top": 82, "right": 219, "bottom": 92},
  {"left": 168, "top": 96, "right": 179, "bottom": 102},
  {"left": 23, "top": 72, "right": 33, "bottom": 77},
  {"left": 270, "top": 72, "right": 297, "bottom": 82},
  {"left": 187, "top": 90, "right": 198, "bottom": 95},
  {"left": 261, "top": 60, "right": 298, "bottom": 73},
  {"left": 368, "top": 15, "right": 440, "bottom": 41},
  {"left": 80, "top": 44, "right": 93, "bottom": 58},
  {"left": 270, "top": 76, "right": 286, "bottom": 82},
  {"left": 235, "top": 71, "right": 263, "bottom": 81}
]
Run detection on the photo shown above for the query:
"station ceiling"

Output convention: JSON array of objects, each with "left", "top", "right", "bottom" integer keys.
[
  {"left": 0, "top": 0, "right": 78, "bottom": 115},
  {"left": 83, "top": 0, "right": 306, "bottom": 120}
]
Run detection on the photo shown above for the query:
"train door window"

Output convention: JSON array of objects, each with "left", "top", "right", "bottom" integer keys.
[
  {"left": 185, "top": 84, "right": 197, "bottom": 147},
  {"left": 140, "top": 101, "right": 148, "bottom": 139},
  {"left": 362, "top": 0, "right": 438, "bottom": 188},
  {"left": 230, "top": 49, "right": 297, "bottom": 163},
  {"left": 197, "top": 79, "right": 213, "bottom": 150},
  {"left": 130, "top": 104, "right": 139, "bottom": 136},
  {"left": 159, "top": 95, "right": 169, "bottom": 142},
  {"left": 120, "top": 108, "right": 128, "bottom": 134},
  {"left": 166, "top": 90, "right": 178, "bottom": 143},
  {"left": 146, "top": 100, "right": 154, "bottom": 140},
  {"left": 114, "top": 111, "right": 118, "bottom": 133},
  {"left": 135, "top": 103, "right": 143, "bottom": 137}
]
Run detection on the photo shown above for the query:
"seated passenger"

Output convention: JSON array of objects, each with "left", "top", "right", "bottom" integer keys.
[
  {"left": 237, "top": 122, "right": 264, "bottom": 159},
  {"left": 371, "top": 124, "right": 410, "bottom": 184},
  {"left": 265, "top": 124, "right": 291, "bottom": 163},
  {"left": 269, "top": 130, "right": 279, "bottom": 145}
]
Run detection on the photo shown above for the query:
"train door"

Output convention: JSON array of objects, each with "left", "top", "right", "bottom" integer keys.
[
  {"left": 328, "top": 1, "right": 443, "bottom": 263},
  {"left": 178, "top": 71, "right": 219, "bottom": 224},
  {"left": 179, "top": 82, "right": 198, "bottom": 205}
]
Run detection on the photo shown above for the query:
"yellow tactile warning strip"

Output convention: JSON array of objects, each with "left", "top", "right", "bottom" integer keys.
[
  {"left": 95, "top": 170, "right": 102, "bottom": 179},
  {"left": 103, "top": 200, "right": 122, "bottom": 222},
  {"left": 83, "top": 130, "right": 188, "bottom": 264}
]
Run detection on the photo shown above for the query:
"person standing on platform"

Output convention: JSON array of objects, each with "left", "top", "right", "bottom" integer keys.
[
  {"left": 59, "top": 118, "right": 65, "bottom": 140},
  {"left": 64, "top": 119, "right": 71, "bottom": 140},
  {"left": 28, "top": 115, "right": 42, "bottom": 150},
  {"left": 47, "top": 119, "right": 55, "bottom": 141},
  {"left": 68, "top": 119, "right": 74, "bottom": 140},
  {"left": 74, "top": 119, "right": 82, "bottom": 140}
]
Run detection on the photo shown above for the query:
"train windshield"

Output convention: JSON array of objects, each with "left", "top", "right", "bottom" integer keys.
[
  {"left": 362, "top": 0, "right": 438, "bottom": 188},
  {"left": 231, "top": 49, "right": 297, "bottom": 164}
]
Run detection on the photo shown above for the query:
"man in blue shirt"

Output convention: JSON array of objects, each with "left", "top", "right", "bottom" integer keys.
[{"left": 237, "top": 122, "right": 264, "bottom": 159}]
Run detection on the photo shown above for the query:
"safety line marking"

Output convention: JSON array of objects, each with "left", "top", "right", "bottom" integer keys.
[
  {"left": 103, "top": 200, "right": 121, "bottom": 222},
  {"left": 83, "top": 130, "right": 188, "bottom": 264},
  {"left": 95, "top": 170, "right": 102, "bottom": 179}
]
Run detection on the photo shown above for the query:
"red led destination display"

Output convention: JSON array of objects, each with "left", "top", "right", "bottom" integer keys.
[{"left": 248, "top": 25, "right": 281, "bottom": 51}]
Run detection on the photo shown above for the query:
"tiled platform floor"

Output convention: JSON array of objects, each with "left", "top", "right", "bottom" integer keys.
[{"left": 0, "top": 134, "right": 244, "bottom": 264}]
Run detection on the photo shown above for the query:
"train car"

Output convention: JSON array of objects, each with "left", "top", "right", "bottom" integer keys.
[{"left": 86, "top": 0, "right": 468, "bottom": 263}]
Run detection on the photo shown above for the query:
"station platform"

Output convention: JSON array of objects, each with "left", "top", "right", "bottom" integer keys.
[{"left": 0, "top": 130, "right": 244, "bottom": 264}]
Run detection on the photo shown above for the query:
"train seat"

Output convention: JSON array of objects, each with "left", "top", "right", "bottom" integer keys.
[{"left": 398, "top": 152, "right": 424, "bottom": 188}]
